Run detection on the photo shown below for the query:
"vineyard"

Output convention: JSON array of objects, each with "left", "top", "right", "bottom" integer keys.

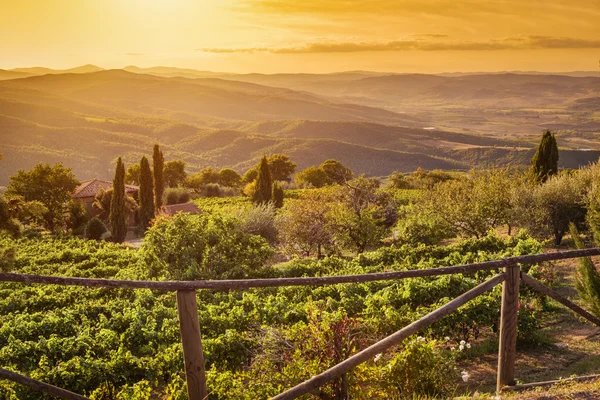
[{"left": 0, "top": 230, "right": 554, "bottom": 399}]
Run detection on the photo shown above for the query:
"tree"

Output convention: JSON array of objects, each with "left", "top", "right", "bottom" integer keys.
[
  {"left": 109, "top": 157, "right": 127, "bottom": 243},
  {"left": 267, "top": 154, "right": 296, "bottom": 182},
  {"left": 418, "top": 169, "right": 516, "bottom": 239},
  {"left": 139, "top": 156, "right": 155, "bottom": 231},
  {"left": 6, "top": 163, "right": 79, "bottom": 232},
  {"left": 242, "top": 168, "right": 258, "bottom": 184},
  {"left": 125, "top": 164, "right": 141, "bottom": 185},
  {"left": 277, "top": 193, "right": 336, "bottom": 258},
  {"left": 153, "top": 144, "right": 165, "bottom": 210},
  {"left": 66, "top": 200, "right": 89, "bottom": 235},
  {"left": 142, "top": 213, "right": 273, "bottom": 280},
  {"left": 272, "top": 181, "right": 284, "bottom": 208},
  {"left": 0, "top": 196, "right": 22, "bottom": 237},
  {"left": 164, "top": 160, "right": 187, "bottom": 188},
  {"left": 218, "top": 168, "right": 242, "bottom": 188},
  {"left": 514, "top": 172, "right": 587, "bottom": 245},
  {"left": 320, "top": 159, "right": 353, "bottom": 185},
  {"left": 295, "top": 166, "right": 329, "bottom": 188},
  {"left": 531, "top": 130, "right": 559, "bottom": 183},
  {"left": 253, "top": 156, "right": 272, "bottom": 204},
  {"left": 328, "top": 176, "right": 386, "bottom": 253},
  {"left": 186, "top": 167, "right": 220, "bottom": 190},
  {"left": 92, "top": 188, "right": 137, "bottom": 222}
]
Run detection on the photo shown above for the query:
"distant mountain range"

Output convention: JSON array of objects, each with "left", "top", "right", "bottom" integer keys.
[{"left": 0, "top": 66, "right": 599, "bottom": 185}]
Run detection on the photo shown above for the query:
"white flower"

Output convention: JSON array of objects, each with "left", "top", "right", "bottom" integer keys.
[
  {"left": 459, "top": 344, "right": 465, "bottom": 351},
  {"left": 444, "top": 336, "right": 450, "bottom": 342},
  {"left": 417, "top": 336, "right": 425, "bottom": 342},
  {"left": 374, "top": 353, "right": 382, "bottom": 363},
  {"left": 461, "top": 371, "right": 470, "bottom": 382},
  {"left": 451, "top": 347, "right": 456, "bottom": 352},
  {"left": 459, "top": 340, "right": 466, "bottom": 346},
  {"left": 466, "top": 343, "right": 471, "bottom": 349}
]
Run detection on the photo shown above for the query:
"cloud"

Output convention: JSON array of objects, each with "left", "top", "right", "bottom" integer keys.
[
  {"left": 411, "top": 34, "right": 450, "bottom": 39},
  {"left": 198, "top": 35, "right": 600, "bottom": 54}
]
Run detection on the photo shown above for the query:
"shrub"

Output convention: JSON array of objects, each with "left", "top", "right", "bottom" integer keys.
[
  {"left": 237, "top": 203, "right": 278, "bottom": 244},
  {"left": 66, "top": 200, "right": 89, "bottom": 236},
  {"left": 570, "top": 223, "right": 600, "bottom": 317},
  {"left": 394, "top": 204, "right": 455, "bottom": 245},
  {"left": 272, "top": 182, "right": 284, "bottom": 208},
  {"left": 85, "top": 217, "right": 108, "bottom": 241},
  {"left": 384, "top": 338, "right": 456, "bottom": 397},
  {"left": 142, "top": 213, "right": 273, "bottom": 280},
  {"left": 163, "top": 188, "right": 191, "bottom": 205}
]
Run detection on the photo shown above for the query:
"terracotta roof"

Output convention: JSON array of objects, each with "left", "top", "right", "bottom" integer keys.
[
  {"left": 71, "top": 179, "right": 139, "bottom": 199},
  {"left": 160, "top": 202, "right": 201, "bottom": 216}
]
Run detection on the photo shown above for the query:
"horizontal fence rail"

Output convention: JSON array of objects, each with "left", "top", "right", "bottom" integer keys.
[
  {"left": 272, "top": 273, "right": 507, "bottom": 400},
  {"left": 0, "top": 248, "right": 599, "bottom": 291},
  {"left": 1, "top": 248, "right": 600, "bottom": 400}
]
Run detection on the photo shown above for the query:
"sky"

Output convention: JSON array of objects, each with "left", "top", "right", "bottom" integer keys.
[{"left": 1, "top": 0, "right": 600, "bottom": 73}]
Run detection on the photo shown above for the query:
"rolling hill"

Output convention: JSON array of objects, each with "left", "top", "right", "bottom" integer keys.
[{"left": 1, "top": 69, "right": 598, "bottom": 185}]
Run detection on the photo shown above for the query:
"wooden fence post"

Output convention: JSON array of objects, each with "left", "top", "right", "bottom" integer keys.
[
  {"left": 497, "top": 264, "right": 520, "bottom": 392},
  {"left": 177, "top": 290, "right": 208, "bottom": 400}
]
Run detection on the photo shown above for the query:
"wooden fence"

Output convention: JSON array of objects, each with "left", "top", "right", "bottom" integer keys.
[{"left": 1, "top": 248, "right": 600, "bottom": 399}]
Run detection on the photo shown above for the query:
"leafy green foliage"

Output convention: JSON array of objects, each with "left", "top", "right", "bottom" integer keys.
[
  {"left": 6, "top": 163, "right": 79, "bottom": 232},
  {"left": 277, "top": 193, "right": 335, "bottom": 258},
  {"left": 267, "top": 154, "right": 296, "bottom": 182},
  {"left": 320, "top": 159, "right": 353, "bottom": 185},
  {"left": 272, "top": 181, "right": 284, "bottom": 208},
  {"left": 416, "top": 169, "right": 516, "bottom": 239},
  {"left": 67, "top": 200, "right": 89, "bottom": 236},
  {"left": 252, "top": 156, "right": 272, "bottom": 205},
  {"left": 142, "top": 213, "right": 273, "bottom": 280},
  {"left": 514, "top": 172, "right": 587, "bottom": 245},
  {"left": 85, "top": 217, "right": 108, "bottom": 241},
  {"left": 152, "top": 144, "right": 165, "bottom": 210},
  {"left": 0, "top": 231, "right": 545, "bottom": 399},
  {"left": 384, "top": 338, "right": 457, "bottom": 397},
  {"left": 125, "top": 163, "right": 141, "bottom": 185},
  {"left": 162, "top": 188, "right": 190, "bottom": 206},
  {"left": 92, "top": 189, "right": 137, "bottom": 224},
  {"left": 163, "top": 160, "right": 187, "bottom": 188},
  {"left": 295, "top": 166, "right": 329, "bottom": 188},
  {"left": 109, "top": 158, "right": 127, "bottom": 243},
  {"left": 570, "top": 223, "right": 600, "bottom": 317},
  {"left": 218, "top": 168, "right": 241, "bottom": 188},
  {"left": 531, "top": 130, "right": 559, "bottom": 183},
  {"left": 138, "top": 156, "right": 155, "bottom": 231}
]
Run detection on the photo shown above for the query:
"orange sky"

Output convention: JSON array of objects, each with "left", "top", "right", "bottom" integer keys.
[{"left": 1, "top": 0, "right": 599, "bottom": 73}]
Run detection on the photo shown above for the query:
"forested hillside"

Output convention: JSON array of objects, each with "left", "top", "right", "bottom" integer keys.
[{"left": 3, "top": 69, "right": 599, "bottom": 185}]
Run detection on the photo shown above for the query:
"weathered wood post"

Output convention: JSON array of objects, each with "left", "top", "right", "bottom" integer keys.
[
  {"left": 176, "top": 290, "right": 208, "bottom": 400},
  {"left": 497, "top": 263, "right": 520, "bottom": 392}
]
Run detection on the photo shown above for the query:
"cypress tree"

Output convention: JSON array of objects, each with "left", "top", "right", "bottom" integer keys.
[
  {"left": 153, "top": 144, "right": 165, "bottom": 210},
  {"left": 139, "top": 156, "right": 155, "bottom": 231},
  {"left": 109, "top": 157, "right": 127, "bottom": 243},
  {"left": 253, "top": 156, "right": 272, "bottom": 204},
  {"left": 272, "top": 181, "right": 284, "bottom": 208},
  {"left": 531, "top": 130, "right": 559, "bottom": 183}
]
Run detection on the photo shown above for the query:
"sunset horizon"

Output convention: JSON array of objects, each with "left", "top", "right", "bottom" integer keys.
[{"left": 2, "top": 0, "right": 599, "bottom": 73}]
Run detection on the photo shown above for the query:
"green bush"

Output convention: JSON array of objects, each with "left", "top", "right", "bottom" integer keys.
[
  {"left": 85, "top": 217, "right": 107, "bottom": 241},
  {"left": 163, "top": 188, "right": 191, "bottom": 205},
  {"left": 142, "top": 213, "right": 273, "bottom": 280},
  {"left": 384, "top": 338, "right": 457, "bottom": 397}
]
